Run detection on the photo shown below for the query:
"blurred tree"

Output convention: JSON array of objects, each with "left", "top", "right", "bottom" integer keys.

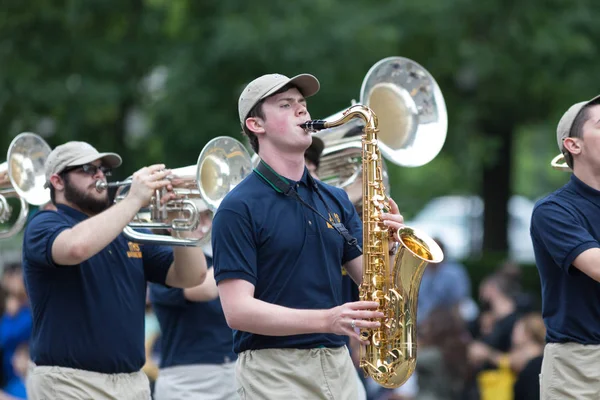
[
  {"left": 1, "top": 0, "right": 599, "bottom": 260},
  {"left": 384, "top": 0, "right": 600, "bottom": 256},
  {"left": 0, "top": 0, "right": 170, "bottom": 175}
]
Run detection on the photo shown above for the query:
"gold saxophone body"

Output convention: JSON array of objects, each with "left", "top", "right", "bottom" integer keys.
[
  {"left": 302, "top": 57, "right": 448, "bottom": 388},
  {"left": 302, "top": 103, "right": 444, "bottom": 389}
]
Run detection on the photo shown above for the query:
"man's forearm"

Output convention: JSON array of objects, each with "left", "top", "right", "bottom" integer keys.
[
  {"left": 225, "top": 296, "right": 330, "bottom": 336},
  {"left": 53, "top": 197, "right": 143, "bottom": 265},
  {"left": 168, "top": 246, "right": 207, "bottom": 288},
  {"left": 183, "top": 268, "right": 218, "bottom": 301}
]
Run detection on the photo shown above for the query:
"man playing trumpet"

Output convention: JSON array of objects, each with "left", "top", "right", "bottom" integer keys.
[{"left": 22, "top": 141, "right": 208, "bottom": 399}]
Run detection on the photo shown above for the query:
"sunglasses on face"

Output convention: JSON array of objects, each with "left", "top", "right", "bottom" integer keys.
[{"left": 62, "top": 164, "right": 112, "bottom": 177}]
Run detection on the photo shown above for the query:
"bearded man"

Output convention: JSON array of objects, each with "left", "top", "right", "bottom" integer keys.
[{"left": 22, "top": 141, "right": 208, "bottom": 400}]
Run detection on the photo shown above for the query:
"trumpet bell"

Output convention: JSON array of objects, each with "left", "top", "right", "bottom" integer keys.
[
  {"left": 197, "top": 136, "right": 253, "bottom": 211},
  {"left": 111, "top": 136, "right": 253, "bottom": 247}
]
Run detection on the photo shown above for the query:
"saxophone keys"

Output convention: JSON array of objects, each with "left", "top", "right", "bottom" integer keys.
[
  {"left": 388, "top": 349, "right": 401, "bottom": 360},
  {"left": 371, "top": 289, "right": 385, "bottom": 303},
  {"left": 371, "top": 275, "right": 385, "bottom": 289}
]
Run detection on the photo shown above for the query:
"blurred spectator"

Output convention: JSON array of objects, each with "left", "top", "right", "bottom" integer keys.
[
  {"left": 304, "top": 136, "right": 323, "bottom": 179},
  {"left": 496, "top": 261, "right": 537, "bottom": 314},
  {"left": 417, "top": 238, "right": 472, "bottom": 327},
  {"left": 143, "top": 288, "right": 161, "bottom": 396},
  {"left": 473, "top": 273, "right": 520, "bottom": 354},
  {"left": 0, "top": 263, "right": 31, "bottom": 399},
  {"left": 414, "top": 306, "right": 471, "bottom": 400},
  {"left": 466, "top": 273, "right": 522, "bottom": 400},
  {"left": 511, "top": 313, "right": 544, "bottom": 400}
]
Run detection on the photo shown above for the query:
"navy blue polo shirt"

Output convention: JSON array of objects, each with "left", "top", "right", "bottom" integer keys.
[
  {"left": 150, "top": 258, "right": 237, "bottom": 368},
  {"left": 530, "top": 174, "right": 600, "bottom": 345},
  {"left": 22, "top": 204, "right": 173, "bottom": 373},
  {"left": 212, "top": 166, "right": 362, "bottom": 354}
]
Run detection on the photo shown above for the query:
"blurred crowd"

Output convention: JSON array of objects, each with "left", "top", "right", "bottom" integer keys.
[
  {"left": 0, "top": 262, "right": 32, "bottom": 400},
  {"left": 346, "top": 252, "right": 544, "bottom": 400},
  {"left": 0, "top": 240, "right": 543, "bottom": 400}
]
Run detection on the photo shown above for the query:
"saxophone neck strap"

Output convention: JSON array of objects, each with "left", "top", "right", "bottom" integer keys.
[{"left": 254, "top": 160, "right": 362, "bottom": 254}]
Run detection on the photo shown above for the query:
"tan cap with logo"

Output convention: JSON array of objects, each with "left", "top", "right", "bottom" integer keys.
[
  {"left": 44, "top": 141, "right": 122, "bottom": 188},
  {"left": 238, "top": 73, "right": 320, "bottom": 126},
  {"left": 556, "top": 94, "right": 600, "bottom": 153}
]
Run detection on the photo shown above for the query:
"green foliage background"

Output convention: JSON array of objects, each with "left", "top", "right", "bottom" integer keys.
[{"left": 2, "top": 0, "right": 599, "bottom": 295}]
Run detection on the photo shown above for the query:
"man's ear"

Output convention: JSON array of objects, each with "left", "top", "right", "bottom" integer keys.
[
  {"left": 49, "top": 174, "right": 65, "bottom": 191},
  {"left": 563, "top": 137, "right": 582, "bottom": 156},
  {"left": 245, "top": 117, "right": 265, "bottom": 135}
]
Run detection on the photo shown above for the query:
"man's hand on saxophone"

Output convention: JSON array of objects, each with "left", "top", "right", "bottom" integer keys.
[
  {"left": 326, "top": 301, "right": 385, "bottom": 342},
  {"left": 381, "top": 197, "right": 405, "bottom": 249}
]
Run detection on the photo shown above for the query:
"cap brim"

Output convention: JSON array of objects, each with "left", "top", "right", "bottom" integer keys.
[
  {"left": 262, "top": 73, "right": 320, "bottom": 101},
  {"left": 66, "top": 152, "right": 122, "bottom": 169}
]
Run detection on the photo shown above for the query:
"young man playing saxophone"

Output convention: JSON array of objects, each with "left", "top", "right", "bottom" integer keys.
[{"left": 211, "top": 72, "right": 406, "bottom": 399}]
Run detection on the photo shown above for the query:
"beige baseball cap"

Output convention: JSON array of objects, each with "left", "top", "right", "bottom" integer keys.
[
  {"left": 44, "top": 141, "right": 122, "bottom": 188},
  {"left": 238, "top": 73, "right": 320, "bottom": 126},
  {"left": 556, "top": 94, "right": 600, "bottom": 153}
]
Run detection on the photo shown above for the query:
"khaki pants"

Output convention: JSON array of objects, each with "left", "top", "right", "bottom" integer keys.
[
  {"left": 540, "top": 342, "right": 600, "bottom": 399},
  {"left": 154, "top": 361, "right": 237, "bottom": 400},
  {"left": 236, "top": 347, "right": 358, "bottom": 400},
  {"left": 26, "top": 363, "right": 151, "bottom": 400}
]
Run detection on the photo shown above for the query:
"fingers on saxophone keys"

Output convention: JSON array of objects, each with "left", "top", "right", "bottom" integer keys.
[
  {"left": 354, "top": 310, "right": 385, "bottom": 320},
  {"left": 381, "top": 214, "right": 405, "bottom": 226},
  {"left": 352, "top": 301, "right": 380, "bottom": 310},
  {"left": 387, "top": 197, "right": 400, "bottom": 214}
]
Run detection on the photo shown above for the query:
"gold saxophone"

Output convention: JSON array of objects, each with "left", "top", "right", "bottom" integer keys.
[{"left": 302, "top": 104, "right": 444, "bottom": 389}]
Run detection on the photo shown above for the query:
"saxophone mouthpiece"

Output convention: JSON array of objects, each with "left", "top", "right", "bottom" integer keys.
[{"left": 300, "top": 120, "right": 328, "bottom": 132}]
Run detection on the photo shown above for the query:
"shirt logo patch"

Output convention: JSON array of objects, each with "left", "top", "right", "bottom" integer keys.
[
  {"left": 326, "top": 213, "right": 341, "bottom": 229},
  {"left": 127, "top": 242, "right": 142, "bottom": 258}
]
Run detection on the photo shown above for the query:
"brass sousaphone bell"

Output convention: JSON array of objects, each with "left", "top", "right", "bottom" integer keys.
[
  {"left": 313, "top": 57, "right": 448, "bottom": 208},
  {"left": 0, "top": 132, "right": 51, "bottom": 239}
]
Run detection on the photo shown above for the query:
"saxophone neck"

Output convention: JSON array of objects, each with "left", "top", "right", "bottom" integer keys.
[{"left": 301, "top": 105, "right": 378, "bottom": 133}]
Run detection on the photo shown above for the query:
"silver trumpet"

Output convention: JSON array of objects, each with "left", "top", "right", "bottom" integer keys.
[{"left": 96, "top": 136, "right": 253, "bottom": 247}]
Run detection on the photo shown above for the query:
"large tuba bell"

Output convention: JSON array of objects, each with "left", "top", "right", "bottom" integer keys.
[
  {"left": 97, "top": 136, "right": 252, "bottom": 247},
  {"left": 0, "top": 132, "right": 51, "bottom": 239},
  {"left": 314, "top": 56, "right": 448, "bottom": 191}
]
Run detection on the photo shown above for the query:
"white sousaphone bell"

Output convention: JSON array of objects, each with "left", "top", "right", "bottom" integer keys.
[{"left": 0, "top": 132, "right": 52, "bottom": 239}]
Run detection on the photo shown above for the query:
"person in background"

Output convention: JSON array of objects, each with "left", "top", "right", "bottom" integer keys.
[
  {"left": 0, "top": 263, "right": 31, "bottom": 400},
  {"left": 417, "top": 238, "right": 472, "bottom": 327},
  {"left": 511, "top": 313, "right": 544, "bottom": 400},
  {"left": 150, "top": 202, "right": 237, "bottom": 400}
]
